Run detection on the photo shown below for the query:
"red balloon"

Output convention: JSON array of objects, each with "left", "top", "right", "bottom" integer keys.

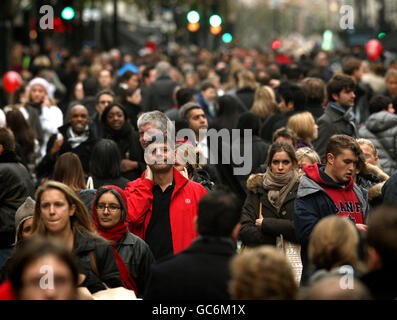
[
  {"left": 2, "top": 71, "right": 22, "bottom": 94},
  {"left": 365, "top": 39, "right": 383, "bottom": 61},
  {"left": 272, "top": 40, "right": 283, "bottom": 50}
]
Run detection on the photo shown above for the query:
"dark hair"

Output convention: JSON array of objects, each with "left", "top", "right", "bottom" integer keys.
[
  {"left": 327, "top": 74, "right": 356, "bottom": 102},
  {"left": 200, "top": 81, "right": 215, "bottom": 92},
  {"left": 142, "top": 65, "right": 155, "bottom": 79},
  {"left": 5, "top": 109, "right": 36, "bottom": 158},
  {"left": 95, "top": 89, "right": 115, "bottom": 105},
  {"left": 369, "top": 95, "right": 392, "bottom": 115},
  {"left": 176, "top": 87, "right": 196, "bottom": 107},
  {"left": 9, "top": 235, "right": 81, "bottom": 298},
  {"left": 211, "top": 94, "right": 241, "bottom": 131},
  {"left": 284, "top": 64, "right": 303, "bottom": 82},
  {"left": 90, "top": 139, "right": 122, "bottom": 179},
  {"left": 82, "top": 77, "right": 99, "bottom": 97},
  {"left": 53, "top": 152, "right": 86, "bottom": 193},
  {"left": 120, "top": 70, "right": 137, "bottom": 83},
  {"left": 272, "top": 127, "right": 297, "bottom": 147},
  {"left": 325, "top": 134, "right": 361, "bottom": 160},
  {"left": 197, "top": 190, "right": 242, "bottom": 237},
  {"left": 237, "top": 112, "right": 262, "bottom": 137},
  {"left": 94, "top": 186, "right": 127, "bottom": 222},
  {"left": 266, "top": 141, "right": 297, "bottom": 167},
  {"left": 0, "top": 127, "right": 15, "bottom": 151},
  {"left": 342, "top": 57, "right": 362, "bottom": 76},
  {"left": 367, "top": 204, "right": 397, "bottom": 269},
  {"left": 277, "top": 82, "right": 306, "bottom": 111}
]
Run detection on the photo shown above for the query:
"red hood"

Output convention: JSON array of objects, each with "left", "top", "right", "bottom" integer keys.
[{"left": 303, "top": 163, "right": 354, "bottom": 190}]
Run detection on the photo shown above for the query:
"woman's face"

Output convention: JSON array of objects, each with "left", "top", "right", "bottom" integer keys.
[
  {"left": 40, "top": 189, "right": 75, "bottom": 235},
  {"left": 30, "top": 84, "right": 46, "bottom": 104},
  {"left": 19, "top": 254, "right": 77, "bottom": 300},
  {"left": 74, "top": 82, "right": 84, "bottom": 100},
  {"left": 270, "top": 151, "right": 294, "bottom": 176},
  {"left": 312, "top": 123, "right": 319, "bottom": 141},
  {"left": 96, "top": 192, "right": 122, "bottom": 229},
  {"left": 106, "top": 106, "right": 125, "bottom": 130},
  {"left": 131, "top": 89, "right": 141, "bottom": 105},
  {"left": 21, "top": 217, "right": 34, "bottom": 240}
]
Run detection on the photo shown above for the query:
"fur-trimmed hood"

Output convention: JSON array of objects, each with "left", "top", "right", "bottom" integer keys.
[
  {"left": 246, "top": 173, "right": 265, "bottom": 194},
  {"left": 365, "top": 163, "right": 389, "bottom": 202}
]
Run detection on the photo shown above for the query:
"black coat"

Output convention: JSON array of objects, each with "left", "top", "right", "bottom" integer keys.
[
  {"left": 141, "top": 76, "right": 179, "bottom": 112},
  {"left": 239, "top": 173, "right": 299, "bottom": 247},
  {"left": 36, "top": 123, "right": 98, "bottom": 179},
  {"left": 73, "top": 229, "right": 123, "bottom": 293},
  {"left": 102, "top": 122, "right": 144, "bottom": 181},
  {"left": 116, "top": 232, "right": 155, "bottom": 296},
  {"left": 313, "top": 104, "right": 358, "bottom": 161},
  {"left": 144, "top": 236, "right": 236, "bottom": 300},
  {"left": 0, "top": 151, "right": 35, "bottom": 248},
  {"left": 360, "top": 268, "right": 397, "bottom": 300}
]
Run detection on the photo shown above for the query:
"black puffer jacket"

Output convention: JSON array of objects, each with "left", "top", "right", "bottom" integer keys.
[
  {"left": 73, "top": 229, "right": 123, "bottom": 293},
  {"left": 116, "top": 232, "right": 155, "bottom": 296},
  {"left": 239, "top": 173, "right": 299, "bottom": 247},
  {"left": 0, "top": 151, "right": 35, "bottom": 248}
]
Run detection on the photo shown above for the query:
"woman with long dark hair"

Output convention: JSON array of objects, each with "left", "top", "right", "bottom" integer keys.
[{"left": 101, "top": 103, "right": 144, "bottom": 181}]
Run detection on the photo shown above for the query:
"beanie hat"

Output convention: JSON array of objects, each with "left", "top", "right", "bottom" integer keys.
[
  {"left": 27, "top": 77, "right": 50, "bottom": 94},
  {"left": 15, "top": 197, "right": 35, "bottom": 242}
]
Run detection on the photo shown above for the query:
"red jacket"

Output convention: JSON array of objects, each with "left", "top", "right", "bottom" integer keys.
[{"left": 124, "top": 168, "right": 207, "bottom": 254}]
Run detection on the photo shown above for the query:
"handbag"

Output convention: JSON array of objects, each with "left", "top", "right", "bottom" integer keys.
[{"left": 276, "top": 234, "right": 302, "bottom": 284}]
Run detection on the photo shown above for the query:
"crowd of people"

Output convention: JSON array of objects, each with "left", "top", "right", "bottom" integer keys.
[{"left": 1, "top": 40, "right": 397, "bottom": 300}]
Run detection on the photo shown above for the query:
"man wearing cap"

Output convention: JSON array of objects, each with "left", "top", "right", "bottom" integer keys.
[{"left": 25, "top": 77, "right": 64, "bottom": 157}]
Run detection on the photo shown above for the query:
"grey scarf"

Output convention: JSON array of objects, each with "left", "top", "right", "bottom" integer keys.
[{"left": 67, "top": 125, "right": 90, "bottom": 149}]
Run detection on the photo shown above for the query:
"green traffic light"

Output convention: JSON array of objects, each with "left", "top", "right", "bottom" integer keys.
[
  {"left": 222, "top": 33, "right": 232, "bottom": 43},
  {"left": 209, "top": 14, "right": 222, "bottom": 27},
  {"left": 187, "top": 10, "right": 200, "bottom": 23},
  {"left": 61, "top": 7, "right": 75, "bottom": 20},
  {"left": 378, "top": 32, "right": 386, "bottom": 39}
]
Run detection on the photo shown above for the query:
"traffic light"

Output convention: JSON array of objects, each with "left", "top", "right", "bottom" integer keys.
[
  {"left": 321, "top": 30, "right": 333, "bottom": 50},
  {"left": 210, "top": 26, "right": 222, "bottom": 35},
  {"left": 188, "top": 23, "right": 200, "bottom": 32},
  {"left": 61, "top": 6, "right": 75, "bottom": 20},
  {"left": 222, "top": 33, "right": 233, "bottom": 43},
  {"left": 209, "top": 14, "right": 222, "bottom": 27},
  {"left": 187, "top": 10, "right": 200, "bottom": 24}
]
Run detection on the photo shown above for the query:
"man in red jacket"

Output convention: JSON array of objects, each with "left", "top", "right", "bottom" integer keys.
[{"left": 125, "top": 113, "right": 207, "bottom": 261}]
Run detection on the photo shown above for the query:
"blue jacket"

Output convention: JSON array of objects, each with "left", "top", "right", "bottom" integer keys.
[{"left": 294, "top": 164, "right": 370, "bottom": 285}]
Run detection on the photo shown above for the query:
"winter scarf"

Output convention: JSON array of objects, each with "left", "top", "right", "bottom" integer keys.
[
  {"left": 262, "top": 169, "right": 299, "bottom": 213},
  {"left": 67, "top": 125, "right": 90, "bottom": 149},
  {"left": 91, "top": 185, "right": 138, "bottom": 294}
]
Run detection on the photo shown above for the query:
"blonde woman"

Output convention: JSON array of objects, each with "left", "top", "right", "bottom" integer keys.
[
  {"left": 32, "top": 180, "right": 123, "bottom": 294},
  {"left": 308, "top": 215, "right": 366, "bottom": 285},
  {"left": 287, "top": 111, "right": 318, "bottom": 149},
  {"left": 295, "top": 147, "right": 321, "bottom": 175},
  {"left": 250, "top": 85, "right": 278, "bottom": 121}
]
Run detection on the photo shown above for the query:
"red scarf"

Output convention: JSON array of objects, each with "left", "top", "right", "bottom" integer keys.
[{"left": 92, "top": 185, "right": 138, "bottom": 294}]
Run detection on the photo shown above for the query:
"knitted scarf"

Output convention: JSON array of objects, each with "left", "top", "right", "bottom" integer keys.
[
  {"left": 91, "top": 185, "right": 138, "bottom": 294},
  {"left": 67, "top": 125, "right": 90, "bottom": 149},
  {"left": 262, "top": 169, "right": 299, "bottom": 213}
]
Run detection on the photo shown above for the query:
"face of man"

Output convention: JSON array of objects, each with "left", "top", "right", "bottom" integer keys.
[
  {"left": 333, "top": 88, "right": 355, "bottom": 109},
  {"left": 145, "top": 141, "right": 174, "bottom": 173},
  {"left": 326, "top": 148, "right": 358, "bottom": 184},
  {"left": 96, "top": 94, "right": 114, "bottom": 115},
  {"left": 359, "top": 143, "right": 378, "bottom": 166},
  {"left": 187, "top": 108, "right": 208, "bottom": 138},
  {"left": 201, "top": 87, "right": 216, "bottom": 102},
  {"left": 139, "top": 123, "right": 164, "bottom": 150},
  {"left": 98, "top": 70, "right": 113, "bottom": 89},
  {"left": 386, "top": 78, "right": 397, "bottom": 97},
  {"left": 69, "top": 105, "right": 89, "bottom": 134},
  {"left": 127, "top": 74, "right": 139, "bottom": 90},
  {"left": 353, "top": 63, "right": 364, "bottom": 83}
]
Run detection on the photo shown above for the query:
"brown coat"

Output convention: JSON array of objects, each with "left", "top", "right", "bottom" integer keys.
[{"left": 238, "top": 173, "right": 300, "bottom": 247}]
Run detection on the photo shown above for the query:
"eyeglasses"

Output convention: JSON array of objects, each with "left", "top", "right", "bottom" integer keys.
[{"left": 96, "top": 203, "right": 121, "bottom": 213}]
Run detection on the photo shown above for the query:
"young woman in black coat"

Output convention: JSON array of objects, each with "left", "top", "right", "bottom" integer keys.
[{"left": 101, "top": 103, "right": 144, "bottom": 181}]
